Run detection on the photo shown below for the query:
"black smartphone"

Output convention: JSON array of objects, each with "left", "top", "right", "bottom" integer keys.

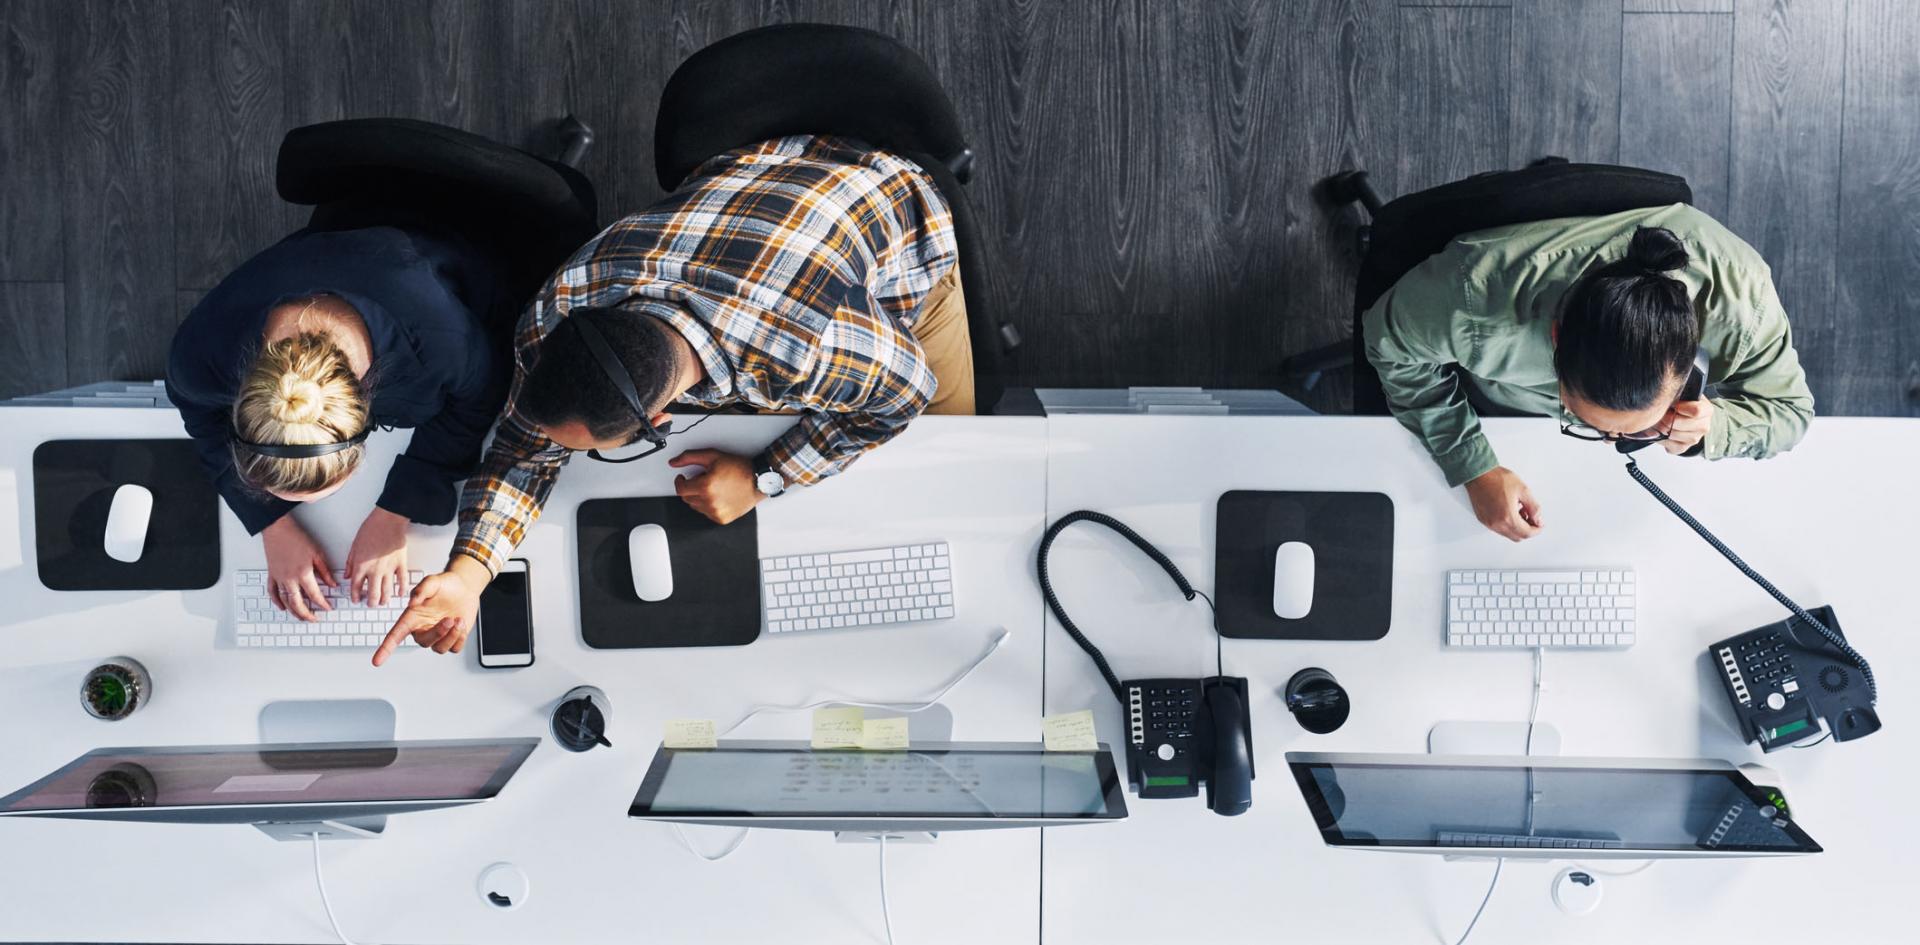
[{"left": 477, "top": 559, "right": 534, "bottom": 669}]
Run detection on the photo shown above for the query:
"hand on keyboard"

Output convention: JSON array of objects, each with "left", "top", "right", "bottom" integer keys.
[
  {"left": 372, "top": 556, "right": 488, "bottom": 666},
  {"left": 345, "top": 507, "right": 410, "bottom": 606},
  {"left": 262, "top": 516, "right": 338, "bottom": 621}
]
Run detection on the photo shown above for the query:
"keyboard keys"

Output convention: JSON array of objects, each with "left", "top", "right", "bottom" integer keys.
[
  {"left": 230, "top": 569, "right": 420, "bottom": 650},
  {"left": 1443, "top": 568, "right": 1637, "bottom": 650},
  {"left": 761, "top": 542, "right": 956, "bottom": 634}
]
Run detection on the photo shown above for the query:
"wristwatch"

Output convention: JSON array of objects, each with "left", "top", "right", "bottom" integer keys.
[{"left": 752, "top": 456, "right": 787, "bottom": 498}]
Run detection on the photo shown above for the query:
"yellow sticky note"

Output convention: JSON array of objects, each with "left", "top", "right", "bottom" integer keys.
[
  {"left": 1042, "top": 709, "right": 1099, "bottom": 751},
  {"left": 663, "top": 719, "right": 717, "bottom": 749},
  {"left": 859, "top": 716, "right": 910, "bottom": 750},
  {"left": 811, "top": 706, "right": 865, "bottom": 749}
]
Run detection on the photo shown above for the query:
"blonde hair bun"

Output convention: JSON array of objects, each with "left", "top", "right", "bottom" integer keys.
[
  {"left": 271, "top": 375, "right": 328, "bottom": 425},
  {"left": 232, "top": 330, "right": 370, "bottom": 497}
]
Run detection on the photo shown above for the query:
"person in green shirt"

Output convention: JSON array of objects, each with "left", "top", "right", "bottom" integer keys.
[{"left": 1363, "top": 203, "right": 1814, "bottom": 541}]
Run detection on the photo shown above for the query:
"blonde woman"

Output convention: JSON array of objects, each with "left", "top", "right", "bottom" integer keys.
[{"left": 167, "top": 225, "right": 511, "bottom": 621}]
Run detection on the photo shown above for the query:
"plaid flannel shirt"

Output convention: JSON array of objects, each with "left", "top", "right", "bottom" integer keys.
[{"left": 450, "top": 135, "right": 956, "bottom": 574}]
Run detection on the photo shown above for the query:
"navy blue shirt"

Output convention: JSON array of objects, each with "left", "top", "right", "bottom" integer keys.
[{"left": 167, "top": 226, "right": 511, "bottom": 535}]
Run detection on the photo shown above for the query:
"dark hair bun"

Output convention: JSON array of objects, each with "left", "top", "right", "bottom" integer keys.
[{"left": 1625, "top": 226, "right": 1689, "bottom": 274}]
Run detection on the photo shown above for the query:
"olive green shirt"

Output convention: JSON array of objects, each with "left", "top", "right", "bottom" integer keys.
[{"left": 1362, "top": 203, "right": 1815, "bottom": 487}]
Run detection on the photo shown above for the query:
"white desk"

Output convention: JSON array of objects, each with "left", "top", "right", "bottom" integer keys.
[
  {"left": 0, "top": 407, "right": 1051, "bottom": 944},
  {"left": 1039, "top": 415, "right": 1915, "bottom": 944},
  {"left": 5, "top": 407, "right": 1915, "bottom": 944}
]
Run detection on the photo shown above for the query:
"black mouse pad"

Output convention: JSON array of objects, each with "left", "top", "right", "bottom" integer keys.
[
  {"left": 1213, "top": 491, "right": 1393, "bottom": 641},
  {"left": 33, "top": 439, "right": 222, "bottom": 591},
  {"left": 574, "top": 497, "right": 761, "bottom": 649}
]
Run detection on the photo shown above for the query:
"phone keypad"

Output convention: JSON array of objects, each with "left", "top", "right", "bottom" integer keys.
[
  {"left": 1737, "top": 632, "right": 1801, "bottom": 696},
  {"left": 1144, "top": 686, "right": 1197, "bottom": 740}
]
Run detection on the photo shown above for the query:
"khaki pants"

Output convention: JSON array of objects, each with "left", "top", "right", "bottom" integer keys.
[
  {"left": 912, "top": 266, "right": 976, "bottom": 416},
  {"left": 751, "top": 267, "right": 976, "bottom": 417}
]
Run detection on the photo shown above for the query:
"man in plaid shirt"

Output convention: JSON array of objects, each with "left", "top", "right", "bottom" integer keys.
[{"left": 374, "top": 135, "right": 973, "bottom": 664}]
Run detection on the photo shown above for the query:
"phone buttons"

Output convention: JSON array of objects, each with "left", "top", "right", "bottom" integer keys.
[{"left": 1156, "top": 743, "right": 1176, "bottom": 761}]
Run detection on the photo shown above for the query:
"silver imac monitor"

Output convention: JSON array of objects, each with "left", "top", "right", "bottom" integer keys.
[
  {"left": 628, "top": 740, "right": 1128, "bottom": 832},
  {"left": 0, "top": 739, "right": 539, "bottom": 840},
  {"left": 1285, "top": 752, "right": 1821, "bottom": 859}
]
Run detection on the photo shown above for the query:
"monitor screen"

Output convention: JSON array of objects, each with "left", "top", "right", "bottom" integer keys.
[
  {"left": 0, "top": 739, "right": 538, "bottom": 814},
  {"left": 1287, "top": 755, "right": 1821, "bottom": 854},
  {"left": 629, "top": 741, "right": 1125, "bottom": 821}
]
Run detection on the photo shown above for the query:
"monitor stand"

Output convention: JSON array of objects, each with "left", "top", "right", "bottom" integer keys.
[
  {"left": 835, "top": 830, "right": 939, "bottom": 845},
  {"left": 255, "top": 817, "right": 387, "bottom": 842},
  {"left": 258, "top": 698, "right": 397, "bottom": 744},
  {"left": 1427, "top": 720, "right": 1561, "bottom": 757},
  {"left": 252, "top": 699, "right": 398, "bottom": 842}
]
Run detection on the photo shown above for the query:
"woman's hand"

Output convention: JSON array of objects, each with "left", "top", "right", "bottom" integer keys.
[
  {"left": 345, "top": 506, "right": 411, "bottom": 606},
  {"left": 1464, "top": 466, "right": 1544, "bottom": 542},
  {"left": 261, "top": 515, "right": 337, "bottom": 621}
]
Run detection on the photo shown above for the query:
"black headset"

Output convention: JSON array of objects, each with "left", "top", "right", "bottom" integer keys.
[
  {"left": 569, "top": 313, "right": 671, "bottom": 463},
  {"left": 231, "top": 426, "right": 370, "bottom": 459}
]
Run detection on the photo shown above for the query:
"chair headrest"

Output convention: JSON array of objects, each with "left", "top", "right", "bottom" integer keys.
[
  {"left": 276, "top": 118, "right": 589, "bottom": 218},
  {"left": 654, "top": 24, "right": 969, "bottom": 190}
]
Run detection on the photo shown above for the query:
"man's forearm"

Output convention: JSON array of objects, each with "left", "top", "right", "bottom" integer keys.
[{"left": 444, "top": 551, "right": 495, "bottom": 588}]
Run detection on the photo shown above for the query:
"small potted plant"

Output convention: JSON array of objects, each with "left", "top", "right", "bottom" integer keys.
[{"left": 81, "top": 658, "right": 151, "bottom": 721}]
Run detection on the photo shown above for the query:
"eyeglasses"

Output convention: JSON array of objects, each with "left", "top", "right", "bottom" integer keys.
[
  {"left": 1559, "top": 418, "right": 1672, "bottom": 445},
  {"left": 585, "top": 412, "right": 712, "bottom": 464}
]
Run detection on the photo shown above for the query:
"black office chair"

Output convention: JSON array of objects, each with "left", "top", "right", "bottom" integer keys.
[
  {"left": 1281, "top": 159, "right": 1694, "bottom": 414},
  {"left": 654, "top": 23, "right": 1019, "bottom": 415},
  {"left": 276, "top": 116, "right": 600, "bottom": 327}
]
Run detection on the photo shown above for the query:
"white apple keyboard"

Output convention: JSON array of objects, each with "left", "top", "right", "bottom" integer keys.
[
  {"left": 230, "top": 569, "right": 423, "bottom": 649},
  {"left": 760, "top": 541, "right": 955, "bottom": 634},
  {"left": 1444, "top": 569, "right": 1637, "bottom": 649}
]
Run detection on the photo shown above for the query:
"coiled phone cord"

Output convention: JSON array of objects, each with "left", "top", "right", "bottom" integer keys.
[
  {"left": 1037, "top": 511, "right": 1207, "bottom": 702},
  {"left": 1624, "top": 457, "right": 1876, "bottom": 705}
]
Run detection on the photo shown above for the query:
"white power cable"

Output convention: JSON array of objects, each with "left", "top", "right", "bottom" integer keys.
[
  {"left": 1450, "top": 648, "right": 1545, "bottom": 945},
  {"left": 670, "top": 822, "right": 753, "bottom": 861},
  {"left": 878, "top": 833, "right": 896, "bottom": 945},
  {"left": 1452, "top": 858, "right": 1503, "bottom": 945},
  {"left": 1572, "top": 859, "right": 1657, "bottom": 877},
  {"left": 1526, "top": 647, "right": 1543, "bottom": 755},
  {"left": 668, "top": 628, "right": 1012, "bottom": 863},
  {"left": 308, "top": 832, "right": 363, "bottom": 945},
  {"left": 1530, "top": 648, "right": 1659, "bottom": 881},
  {"left": 716, "top": 627, "right": 1012, "bottom": 738}
]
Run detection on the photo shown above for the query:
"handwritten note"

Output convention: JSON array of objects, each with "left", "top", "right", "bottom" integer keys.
[
  {"left": 1042, "top": 709, "right": 1099, "bottom": 751},
  {"left": 859, "top": 716, "right": 910, "bottom": 750},
  {"left": 663, "top": 719, "right": 717, "bottom": 749},
  {"left": 811, "top": 707, "right": 865, "bottom": 748}
]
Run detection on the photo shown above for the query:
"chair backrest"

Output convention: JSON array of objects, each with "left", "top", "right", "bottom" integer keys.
[
  {"left": 1357, "top": 163, "right": 1692, "bottom": 313},
  {"left": 278, "top": 118, "right": 594, "bottom": 226},
  {"left": 653, "top": 24, "right": 970, "bottom": 191}
]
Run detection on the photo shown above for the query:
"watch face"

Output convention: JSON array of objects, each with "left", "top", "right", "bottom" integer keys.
[{"left": 757, "top": 471, "right": 784, "bottom": 496}]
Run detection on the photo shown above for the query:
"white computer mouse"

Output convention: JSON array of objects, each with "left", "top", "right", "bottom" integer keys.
[
  {"left": 628, "top": 524, "right": 673, "bottom": 602},
  {"left": 1273, "top": 540, "right": 1314, "bottom": 620},
  {"left": 104, "top": 483, "right": 153, "bottom": 563}
]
